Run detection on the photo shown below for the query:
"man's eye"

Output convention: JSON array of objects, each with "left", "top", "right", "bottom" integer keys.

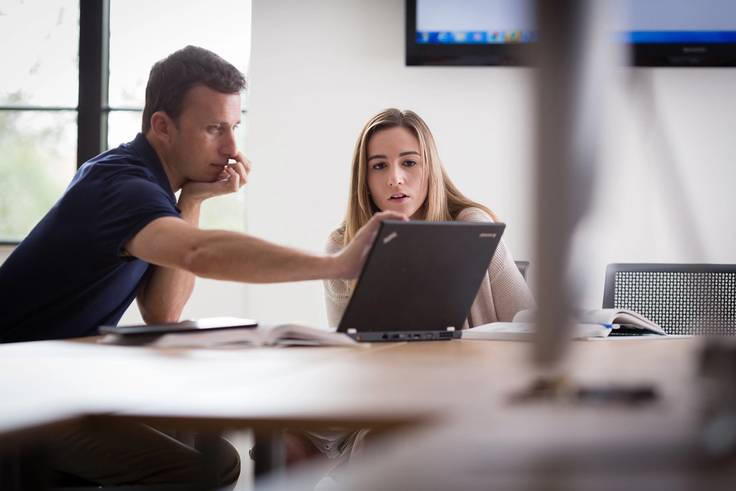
[{"left": 207, "top": 126, "right": 221, "bottom": 134}]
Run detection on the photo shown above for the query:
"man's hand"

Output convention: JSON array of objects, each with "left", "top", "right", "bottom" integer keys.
[
  {"left": 180, "top": 151, "right": 252, "bottom": 205},
  {"left": 331, "top": 211, "right": 408, "bottom": 279}
]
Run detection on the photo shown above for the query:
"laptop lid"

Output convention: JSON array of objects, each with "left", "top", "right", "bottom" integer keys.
[{"left": 337, "top": 220, "right": 505, "bottom": 341}]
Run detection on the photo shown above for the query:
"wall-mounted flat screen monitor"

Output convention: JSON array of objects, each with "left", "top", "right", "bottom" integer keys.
[{"left": 407, "top": 0, "right": 736, "bottom": 67}]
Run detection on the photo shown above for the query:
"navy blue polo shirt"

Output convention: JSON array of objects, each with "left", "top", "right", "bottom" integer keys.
[{"left": 0, "top": 133, "right": 181, "bottom": 342}]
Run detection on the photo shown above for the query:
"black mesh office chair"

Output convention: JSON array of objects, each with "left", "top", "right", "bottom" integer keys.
[{"left": 602, "top": 263, "right": 736, "bottom": 335}]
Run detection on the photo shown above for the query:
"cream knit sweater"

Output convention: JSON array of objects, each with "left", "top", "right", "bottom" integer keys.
[{"left": 323, "top": 207, "right": 536, "bottom": 329}]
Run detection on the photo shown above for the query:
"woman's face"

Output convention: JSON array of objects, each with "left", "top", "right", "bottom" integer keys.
[{"left": 366, "top": 126, "right": 429, "bottom": 219}]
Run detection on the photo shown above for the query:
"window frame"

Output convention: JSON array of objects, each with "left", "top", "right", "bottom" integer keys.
[
  {"left": 1, "top": 0, "right": 115, "bottom": 245},
  {"left": 1, "top": 0, "right": 249, "bottom": 245},
  {"left": 0, "top": 0, "right": 91, "bottom": 245},
  {"left": 77, "top": 0, "right": 110, "bottom": 167}
]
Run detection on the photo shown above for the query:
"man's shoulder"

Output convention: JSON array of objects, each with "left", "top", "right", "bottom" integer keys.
[
  {"left": 83, "top": 145, "right": 155, "bottom": 180},
  {"left": 62, "top": 155, "right": 175, "bottom": 221},
  {"left": 70, "top": 148, "right": 166, "bottom": 202}
]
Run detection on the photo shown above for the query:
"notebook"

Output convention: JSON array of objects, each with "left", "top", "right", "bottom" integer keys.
[{"left": 337, "top": 220, "right": 505, "bottom": 342}]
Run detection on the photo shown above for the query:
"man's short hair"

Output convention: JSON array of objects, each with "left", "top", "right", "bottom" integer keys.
[{"left": 142, "top": 45, "right": 246, "bottom": 133}]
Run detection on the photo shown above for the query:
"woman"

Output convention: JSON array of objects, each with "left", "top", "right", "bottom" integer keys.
[
  {"left": 290, "top": 109, "right": 536, "bottom": 473},
  {"left": 324, "top": 108, "right": 535, "bottom": 327}
]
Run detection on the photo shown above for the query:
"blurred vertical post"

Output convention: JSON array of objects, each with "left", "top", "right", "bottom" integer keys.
[{"left": 533, "top": 0, "right": 615, "bottom": 369}]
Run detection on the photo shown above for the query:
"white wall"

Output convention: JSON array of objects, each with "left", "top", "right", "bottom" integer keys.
[
  {"left": 244, "top": 0, "right": 534, "bottom": 326},
  {"left": 575, "top": 68, "right": 736, "bottom": 304},
  {"left": 243, "top": 0, "right": 736, "bottom": 326}
]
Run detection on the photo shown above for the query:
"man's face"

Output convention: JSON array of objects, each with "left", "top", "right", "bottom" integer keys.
[{"left": 167, "top": 85, "right": 242, "bottom": 183}]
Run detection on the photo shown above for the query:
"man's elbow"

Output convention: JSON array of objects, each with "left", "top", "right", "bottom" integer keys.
[
  {"left": 141, "top": 310, "right": 181, "bottom": 325},
  {"left": 139, "top": 298, "right": 181, "bottom": 325}
]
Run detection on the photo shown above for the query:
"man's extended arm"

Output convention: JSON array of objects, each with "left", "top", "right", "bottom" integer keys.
[{"left": 127, "top": 210, "right": 403, "bottom": 293}]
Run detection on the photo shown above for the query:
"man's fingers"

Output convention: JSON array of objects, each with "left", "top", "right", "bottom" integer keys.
[
  {"left": 337, "top": 211, "right": 409, "bottom": 279},
  {"left": 231, "top": 152, "right": 251, "bottom": 188},
  {"left": 363, "top": 211, "right": 408, "bottom": 232},
  {"left": 226, "top": 166, "right": 240, "bottom": 190},
  {"left": 355, "top": 211, "right": 408, "bottom": 241},
  {"left": 234, "top": 151, "right": 252, "bottom": 173},
  {"left": 234, "top": 162, "right": 248, "bottom": 187}
]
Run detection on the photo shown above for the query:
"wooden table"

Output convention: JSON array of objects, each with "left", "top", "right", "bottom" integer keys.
[
  {"left": 2, "top": 336, "right": 724, "bottom": 488},
  {"left": 0, "top": 336, "right": 702, "bottom": 435}
]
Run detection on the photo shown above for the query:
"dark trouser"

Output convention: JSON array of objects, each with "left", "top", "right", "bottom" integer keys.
[{"left": 46, "top": 420, "right": 240, "bottom": 489}]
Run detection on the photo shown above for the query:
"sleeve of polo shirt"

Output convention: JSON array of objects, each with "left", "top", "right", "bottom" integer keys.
[{"left": 96, "top": 170, "right": 181, "bottom": 260}]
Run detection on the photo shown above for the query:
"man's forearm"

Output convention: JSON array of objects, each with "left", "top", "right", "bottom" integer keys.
[
  {"left": 127, "top": 209, "right": 396, "bottom": 289},
  {"left": 182, "top": 230, "right": 340, "bottom": 283}
]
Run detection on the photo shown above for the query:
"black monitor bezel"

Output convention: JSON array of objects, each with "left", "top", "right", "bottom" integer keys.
[{"left": 632, "top": 43, "right": 736, "bottom": 67}]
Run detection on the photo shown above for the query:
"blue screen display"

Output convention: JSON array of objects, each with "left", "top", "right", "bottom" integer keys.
[{"left": 416, "top": 0, "right": 736, "bottom": 45}]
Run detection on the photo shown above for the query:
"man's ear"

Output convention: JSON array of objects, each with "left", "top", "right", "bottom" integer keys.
[{"left": 149, "top": 111, "right": 175, "bottom": 143}]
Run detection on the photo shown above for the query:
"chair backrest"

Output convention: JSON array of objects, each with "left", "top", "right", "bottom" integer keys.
[
  {"left": 603, "top": 263, "right": 736, "bottom": 335},
  {"left": 515, "top": 260, "right": 530, "bottom": 282}
]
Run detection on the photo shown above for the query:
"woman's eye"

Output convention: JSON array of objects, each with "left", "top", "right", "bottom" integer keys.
[
  {"left": 372, "top": 162, "right": 386, "bottom": 170},
  {"left": 403, "top": 160, "right": 417, "bottom": 167}
]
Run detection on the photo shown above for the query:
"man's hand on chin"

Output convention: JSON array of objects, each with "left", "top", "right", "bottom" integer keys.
[{"left": 179, "top": 151, "right": 252, "bottom": 205}]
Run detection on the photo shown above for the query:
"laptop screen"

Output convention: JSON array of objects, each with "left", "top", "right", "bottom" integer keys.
[{"left": 338, "top": 220, "right": 505, "bottom": 341}]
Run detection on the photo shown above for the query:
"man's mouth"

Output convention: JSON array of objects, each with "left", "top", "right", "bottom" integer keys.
[{"left": 389, "top": 193, "right": 409, "bottom": 200}]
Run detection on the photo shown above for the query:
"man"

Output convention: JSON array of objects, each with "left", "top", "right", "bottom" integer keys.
[
  {"left": 0, "top": 46, "right": 398, "bottom": 344},
  {"left": 0, "top": 46, "right": 403, "bottom": 487}
]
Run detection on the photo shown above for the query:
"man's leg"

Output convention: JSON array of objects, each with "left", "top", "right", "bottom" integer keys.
[{"left": 47, "top": 419, "right": 240, "bottom": 488}]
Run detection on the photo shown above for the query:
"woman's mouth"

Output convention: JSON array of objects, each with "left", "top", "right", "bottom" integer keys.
[{"left": 389, "top": 193, "right": 409, "bottom": 201}]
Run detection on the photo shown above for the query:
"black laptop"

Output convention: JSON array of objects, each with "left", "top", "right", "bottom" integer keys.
[{"left": 337, "top": 220, "right": 505, "bottom": 342}]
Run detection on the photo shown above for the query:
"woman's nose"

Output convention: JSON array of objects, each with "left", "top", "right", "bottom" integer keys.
[{"left": 388, "top": 168, "right": 404, "bottom": 186}]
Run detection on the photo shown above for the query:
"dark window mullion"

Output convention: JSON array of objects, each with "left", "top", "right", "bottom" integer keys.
[{"left": 77, "top": 0, "right": 110, "bottom": 168}]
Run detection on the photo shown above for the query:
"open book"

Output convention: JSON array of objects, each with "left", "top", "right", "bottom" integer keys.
[
  {"left": 462, "top": 308, "right": 666, "bottom": 341},
  {"left": 100, "top": 322, "right": 359, "bottom": 349}
]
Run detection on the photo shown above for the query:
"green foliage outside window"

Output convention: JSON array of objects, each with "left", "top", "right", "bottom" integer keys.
[{"left": 0, "top": 99, "right": 76, "bottom": 241}]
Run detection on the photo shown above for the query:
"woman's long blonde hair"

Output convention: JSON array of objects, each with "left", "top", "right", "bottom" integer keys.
[{"left": 340, "top": 108, "right": 497, "bottom": 247}]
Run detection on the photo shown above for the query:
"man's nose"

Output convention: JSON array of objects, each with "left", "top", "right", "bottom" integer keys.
[{"left": 221, "top": 128, "right": 238, "bottom": 156}]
